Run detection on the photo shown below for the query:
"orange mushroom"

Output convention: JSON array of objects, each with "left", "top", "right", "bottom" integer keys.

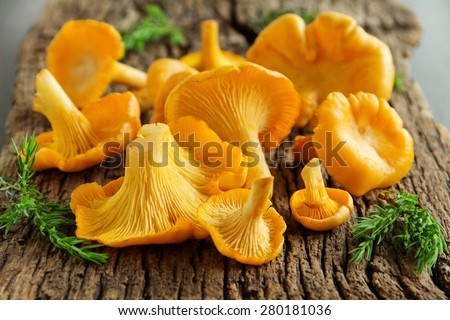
[
  {"left": 47, "top": 19, "right": 147, "bottom": 107},
  {"left": 290, "top": 158, "right": 353, "bottom": 231},
  {"left": 165, "top": 63, "right": 300, "bottom": 188},
  {"left": 198, "top": 177, "right": 286, "bottom": 265},
  {"left": 312, "top": 92, "right": 414, "bottom": 196},
  {"left": 247, "top": 12, "right": 394, "bottom": 126},
  {"left": 168, "top": 116, "right": 247, "bottom": 191},
  {"left": 71, "top": 122, "right": 250, "bottom": 246},
  {"left": 71, "top": 123, "right": 218, "bottom": 246},
  {"left": 33, "top": 69, "right": 141, "bottom": 172},
  {"left": 150, "top": 69, "right": 197, "bottom": 123},
  {"left": 180, "top": 20, "right": 246, "bottom": 71},
  {"left": 135, "top": 58, "right": 197, "bottom": 113}
]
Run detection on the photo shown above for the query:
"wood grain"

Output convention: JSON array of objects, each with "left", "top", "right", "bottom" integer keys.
[{"left": 1, "top": 0, "right": 449, "bottom": 299}]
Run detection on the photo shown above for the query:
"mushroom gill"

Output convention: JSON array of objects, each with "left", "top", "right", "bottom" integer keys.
[
  {"left": 198, "top": 177, "right": 286, "bottom": 265},
  {"left": 165, "top": 62, "right": 300, "bottom": 188},
  {"left": 33, "top": 69, "right": 141, "bottom": 172}
]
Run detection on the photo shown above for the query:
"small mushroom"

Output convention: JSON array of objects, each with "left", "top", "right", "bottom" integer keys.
[
  {"left": 165, "top": 63, "right": 300, "bottom": 188},
  {"left": 247, "top": 12, "right": 394, "bottom": 126},
  {"left": 180, "top": 20, "right": 246, "bottom": 71},
  {"left": 135, "top": 58, "right": 196, "bottom": 113},
  {"left": 313, "top": 92, "right": 414, "bottom": 196},
  {"left": 198, "top": 177, "right": 286, "bottom": 265},
  {"left": 47, "top": 20, "right": 147, "bottom": 107},
  {"left": 290, "top": 158, "right": 353, "bottom": 231},
  {"left": 33, "top": 69, "right": 141, "bottom": 172}
]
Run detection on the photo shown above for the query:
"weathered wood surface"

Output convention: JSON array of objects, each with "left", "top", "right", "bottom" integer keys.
[{"left": 1, "top": 0, "right": 449, "bottom": 300}]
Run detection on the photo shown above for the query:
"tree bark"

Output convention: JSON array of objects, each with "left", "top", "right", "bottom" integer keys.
[{"left": 1, "top": 0, "right": 449, "bottom": 299}]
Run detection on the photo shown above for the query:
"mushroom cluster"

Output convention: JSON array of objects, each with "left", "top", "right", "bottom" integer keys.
[{"left": 26, "top": 8, "right": 415, "bottom": 265}]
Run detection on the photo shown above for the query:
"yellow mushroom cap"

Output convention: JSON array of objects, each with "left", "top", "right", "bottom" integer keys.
[
  {"left": 180, "top": 20, "right": 246, "bottom": 71},
  {"left": 33, "top": 69, "right": 141, "bottom": 172},
  {"left": 168, "top": 116, "right": 247, "bottom": 192},
  {"left": 70, "top": 123, "right": 222, "bottom": 247},
  {"left": 146, "top": 58, "right": 196, "bottom": 107},
  {"left": 198, "top": 177, "right": 286, "bottom": 265},
  {"left": 47, "top": 20, "right": 146, "bottom": 107},
  {"left": 150, "top": 69, "right": 198, "bottom": 123},
  {"left": 290, "top": 158, "right": 353, "bottom": 231},
  {"left": 247, "top": 12, "right": 394, "bottom": 126},
  {"left": 165, "top": 62, "right": 300, "bottom": 187},
  {"left": 313, "top": 92, "right": 414, "bottom": 196}
]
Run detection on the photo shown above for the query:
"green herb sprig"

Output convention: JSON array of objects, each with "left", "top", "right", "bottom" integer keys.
[
  {"left": 251, "top": 9, "right": 317, "bottom": 33},
  {"left": 394, "top": 71, "right": 404, "bottom": 90},
  {"left": 122, "top": 4, "right": 185, "bottom": 54},
  {"left": 350, "top": 192, "right": 447, "bottom": 274},
  {"left": 0, "top": 135, "right": 109, "bottom": 264}
]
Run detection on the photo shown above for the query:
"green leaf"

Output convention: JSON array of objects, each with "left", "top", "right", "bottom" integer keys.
[
  {"left": 350, "top": 192, "right": 447, "bottom": 275},
  {"left": 0, "top": 134, "right": 109, "bottom": 264},
  {"left": 121, "top": 4, "right": 185, "bottom": 55},
  {"left": 251, "top": 9, "right": 317, "bottom": 33},
  {"left": 394, "top": 71, "right": 404, "bottom": 90}
]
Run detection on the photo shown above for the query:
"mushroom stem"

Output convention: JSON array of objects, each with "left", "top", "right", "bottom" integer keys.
[
  {"left": 111, "top": 61, "right": 147, "bottom": 89},
  {"left": 200, "top": 20, "right": 224, "bottom": 70},
  {"left": 243, "top": 142, "right": 272, "bottom": 189},
  {"left": 33, "top": 69, "right": 101, "bottom": 159},
  {"left": 301, "top": 158, "right": 340, "bottom": 219},
  {"left": 242, "top": 177, "right": 274, "bottom": 218}
]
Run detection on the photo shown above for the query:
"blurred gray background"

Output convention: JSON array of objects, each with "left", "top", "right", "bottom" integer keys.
[{"left": 0, "top": 0, "right": 449, "bottom": 148}]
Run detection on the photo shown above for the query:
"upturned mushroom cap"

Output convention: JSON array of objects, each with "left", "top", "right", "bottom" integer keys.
[
  {"left": 290, "top": 158, "right": 353, "bottom": 231},
  {"left": 70, "top": 123, "right": 227, "bottom": 247},
  {"left": 313, "top": 92, "right": 414, "bottom": 196},
  {"left": 180, "top": 20, "right": 246, "bottom": 71},
  {"left": 33, "top": 69, "right": 141, "bottom": 172},
  {"left": 198, "top": 177, "right": 286, "bottom": 265},
  {"left": 165, "top": 62, "right": 300, "bottom": 187},
  {"left": 47, "top": 20, "right": 146, "bottom": 107},
  {"left": 247, "top": 12, "right": 394, "bottom": 126}
]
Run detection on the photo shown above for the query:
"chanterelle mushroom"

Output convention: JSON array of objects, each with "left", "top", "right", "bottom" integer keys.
[
  {"left": 198, "top": 177, "right": 286, "bottom": 265},
  {"left": 71, "top": 122, "right": 248, "bottom": 246},
  {"left": 150, "top": 69, "right": 198, "bottom": 123},
  {"left": 165, "top": 63, "right": 300, "bottom": 188},
  {"left": 313, "top": 92, "right": 414, "bottom": 196},
  {"left": 33, "top": 69, "right": 141, "bottom": 172},
  {"left": 135, "top": 58, "right": 196, "bottom": 113},
  {"left": 168, "top": 116, "right": 247, "bottom": 192},
  {"left": 47, "top": 19, "right": 147, "bottom": 107},
  {"left": 247, "top": 12, "right": 394, "bottom": 126},
  {"left": 290, "top": 158, "right": 353, "bottom": 231},
  {"left": 180, "top": 20, "right": 246, "bottom": 71}
]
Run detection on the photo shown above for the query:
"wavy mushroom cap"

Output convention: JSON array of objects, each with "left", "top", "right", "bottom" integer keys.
[
  {"left": 47, "top": 20, "right": 146, "bottom": 107},
  {"left": 33, "top": 69, "right": 141, "bottom": 172},
  {"left": 168, "top": 116, "right": 247, "bottom": 191},
  {"left": 70, "top": 123, "right": 220, "bottom": 247},
  {"left": 180, "top": 20, "right": 246, "bottom": 71},
  {"left": 247, "top": 12, "right": 394, "bottom": 126},
  {"left": 165, "top": 63, "right": 300, "bottom": 187},
  {"left": 313, "top": 92, "right": 414, "bottom": 196},
  {"left": 198, "top": 177, "right": 286, "bottom": 265}
]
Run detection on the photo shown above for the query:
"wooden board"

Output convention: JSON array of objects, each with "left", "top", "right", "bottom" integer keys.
[{"left": 1, "top": 0, "right": 449, "bottom": 299}]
